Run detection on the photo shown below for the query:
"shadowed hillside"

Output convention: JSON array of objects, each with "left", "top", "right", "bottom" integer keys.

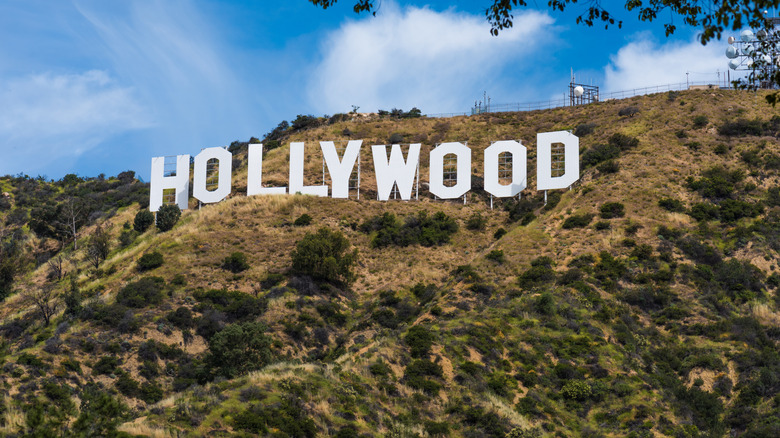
[{"left": 1, "top": 89, "right": 779, "bottom": 437}]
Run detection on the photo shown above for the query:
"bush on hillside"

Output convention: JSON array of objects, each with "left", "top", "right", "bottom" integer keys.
[
  {"left": 658, "top": 197, "right": 686, "bottom": 212},
  {"left": 405, "top": 325, "right": 435, "bottom": 358},
  {"left": 718, "top": 118, "right": 765, "bottom": 136},
  {"left": 156, "top": 204, "right": 181, "bottom": 232},
  {"left": 222, "top": 252, "right": 250, "bottom": 273},
  {"left": 293, "top": 213, "right": 312, "bottom": 226},
  {"left": 573, "top": 123, "right": 596, "bottom": 136},
  {"left": 208, "top": 321, "right": 273, "bottom": 378},
  {"left": 291, "top": 227, "right": 358, "bottom": 285},
  {"left": 599, "top": 202, "right": 625, "bottom": 219},
  {"left": 133, "top": 210, "right": 154, "bottom": 232},
  {"left": 137, "top": 252, "right": 163, "bottom": 271},
  {"left": 562, "top": 213, "right": 594, "bottom": 229},
  {"left": 466, "top": 212, "right": 487, "bottom": 230},
  {"left": 687, "top": 166, "right": 744, "bottom": 199},
  {"left": 116, "top": 277, "right": 165, "bottom": 308},
  {"left": 582, "top": 144, "right": 620, "bottom": 168},
  {"left": 360, "top": 211, "right": 458, "bottom": 248}
]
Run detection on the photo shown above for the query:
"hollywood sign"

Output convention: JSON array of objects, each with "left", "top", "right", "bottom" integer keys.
[{"left": 149, "top": 131, "right": 579, "bottom": 212}]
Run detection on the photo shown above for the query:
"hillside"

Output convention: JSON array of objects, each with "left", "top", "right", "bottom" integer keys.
[{"left": 1, "top": 89, "right": 779, "bottom": 437}]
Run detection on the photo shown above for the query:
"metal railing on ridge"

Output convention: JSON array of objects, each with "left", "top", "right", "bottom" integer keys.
[{"left": 424, "top": 80, "right": 733, "bottom": 118}]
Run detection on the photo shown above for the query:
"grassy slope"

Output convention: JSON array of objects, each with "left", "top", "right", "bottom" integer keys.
[{"left": 1, "top": 89, "right": 779, "bottom": 437}]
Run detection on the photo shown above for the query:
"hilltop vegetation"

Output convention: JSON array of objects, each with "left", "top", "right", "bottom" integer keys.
[{"left": 1, "top": 90, "right": 780, "bottom": 437}]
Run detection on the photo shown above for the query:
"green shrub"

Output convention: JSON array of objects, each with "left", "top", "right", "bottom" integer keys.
[
  {"left": 404, "top": 359, "right": 443, "bottom": 394},
  {"left": 688, "top": 202, "right": 720, "bottom": 221},
  {"left": 618, "top": 106, "right": 639, "bottom": 117},
  {"left": 17, "top": 353, "right": 47, "bottom": 369},
  {"left": 573, "top": 123, "right": 596, "bottom": 136},
  {"left": 137, "top": 251, "right": 163, "bottom": 271},
  {"left": 609, "top": 132, "right": 639, "bottom": 150},
  {"left": 693, "top": 115, "right": 709, "bottom": 128},
  {"left": 222, "top": 252, "right": 250, "bottom": 273},
  {"left": 116, "top": 277, "right": 165, "bottom": 308},
  {"left": 293, "top": 213, "right": 312, "bottom": 226},
  {"left": 71, "top": 384, "right": 127, "bottom": 436},
  {"left": 291, "top": 227, "right": 357, "bottom": 284},
  {"left": 133, "top": 210, "right": 154, "bottom": 232},
  {"left": 534, "top": 292, "right": 556, "bottom": 315},
  {"left": 156, "top": 204, "right": 181, "bottom": 232},
  {"left": 718, "top": 199, "right": 763, "bottom": 223},
  {"left": 92, "top": 356, "right": 120, "bottom": 375},
  {"left": 659, "top": 197, "right": 686, "bottom": 212},
  {"left": 718, "top": 118, "right": 765, "bottom": 136},
  {"left": 714, "top": 144, "right": 729, "bottom": 155},
  {"left": 388, "top": 132, "right": 404, "bottom": 144},
  {"left": 369, "top": 360, "right": 392, "bottom": 377},
  {"left": 582, "top": 143, "right": 620, "bottom": 168},
  {"left": 597, "top": 160, "right": 619, "bottom": 174},
  {"left": 687, "top": 166, "right": 744, "bottom": 199},
  {"left": 486, "top": 249, "right": 505, "bottom": 263},
  {"left": 493, "top": 228, "right": 507, "bottom": 239},
  {"left": 561, "top": 380, "right": 592, "bottom": 400},
  {"left": 405, "top": 325, "right": 435, "bottom": 358},
  {"left": 208, "top": 321, "right": 273, "bottom": 378},
  {"left": 594, "top": 220, "right": 611, "bottom": 230},
  {"left": 562, "top": 213, "right": 594, "bottom": 229},
  {"left": 167, "top": 306, "right": 194, "bottom": 329},
  {"left": 139, "top": 382, "right": 164, "bottom": 404},
  {"left": 518, "top": 257, "right": 555, "bottom": 289},
  {"left": 487, "top": 371, "right": 516, "bottom": 397},
  {"left": 360, "top": 211, "right": 458, "bottom": 247},
  {"left": 115, "top": 373, "right": 140, "bottom": 397},
  {"left": 466, "top": 212, "right": 487, "bottom": 230},
  {"left": 600, "top": 202, "right": 625, "bottom": 219}
]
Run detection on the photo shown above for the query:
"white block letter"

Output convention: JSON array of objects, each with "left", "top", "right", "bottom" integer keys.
[
  {"left": 150, "top": 155, "right": 190, "bottom": 212},
  {"left": 290, "top": 142, "right": 328, "bottom": 196},
  {"left": 429, "top": 142, "right": 471, "bottom": 199},
  {"left": 193, "top": 147, "right": 232, "bottom": 204},
  {"left": 537, "top": 131, "right": 579, "bottom": 190},
  {"left": 372, "top": 144, "right": 420, "bottom": 201},
  {"left": 247, "top": 144, "right": 286, "bottom": 196},
  {"left": 321, "top": 140, "right": 361, "bottom": 199},
  {"left": 484, "top": 140, "right": 527, "bottom": 198}
]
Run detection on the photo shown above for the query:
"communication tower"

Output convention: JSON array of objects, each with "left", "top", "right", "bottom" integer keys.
[
  {"left": 569, "top": 69, "right": 599, "bottom": 106},
  {"left": 725, "top": 16, "right": 780, "bottom": 89}
]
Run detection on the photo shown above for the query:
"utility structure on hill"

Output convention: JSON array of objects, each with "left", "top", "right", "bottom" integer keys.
[
  {"left": 726, "top": 16, "right": 780, "bottom": 89},
  {"left": 569, "top": 69, "right": 599, "bottom": 106}
]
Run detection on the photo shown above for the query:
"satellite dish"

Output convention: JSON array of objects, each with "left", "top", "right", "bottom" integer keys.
[
  {"left": 743, "top": 43, "right": 755, "bottom": 55},
  {"left": 728, "top": 36, "right": 736, "bottom": 44},
  {"left": 726, "top": 45, "right": 739, "bottom": 58},
  {"left": 775, "top": 41, "right": 780, "bottom": 52},
  {"left": 763, "top": 54, "right": 772, "bottom": 64},
  {"left": 729, "top": 59, "right": 741, "bottom": 70},
  {"left": 757, "top": 29, "right": 768, "bottom": 39},
  {"left": 741, "top": 29, "right": 754, "bottom": 42},
  {"left": 746, "top": 58, "right": 754, "bottom": 67},
  {"left": 573, "top": 86, "right": 584, "bottom": 97}
]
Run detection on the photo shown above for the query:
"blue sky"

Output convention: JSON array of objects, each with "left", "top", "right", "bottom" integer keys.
[{"left": 0, "top": 0, "right": 741, "bottom": 180}]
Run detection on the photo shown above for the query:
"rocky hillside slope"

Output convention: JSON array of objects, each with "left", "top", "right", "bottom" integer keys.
[{"left": 0, "top": 89, "right": 779, "bottom": 437}]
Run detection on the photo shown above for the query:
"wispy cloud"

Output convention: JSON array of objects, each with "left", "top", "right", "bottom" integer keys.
[
  {"left": 0, "top": 69, "right": 150, "bottom": 175},
  {"left": 76, "top": 0, "right": 256, "bottom": 154},
  {"left": 604, "top": 35, "right": 728, "bottom": 92},
  {"left": 308, "top": 3, "right": 556, "bottom": 114}
]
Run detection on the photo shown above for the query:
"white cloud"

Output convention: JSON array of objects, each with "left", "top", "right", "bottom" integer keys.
[
  {"left": 604, "top": 36, "right": 728, "bottom": 92},
  {"left": 308, "top": 3, "right": 556, "bottom": 114},
  {"left": 76, "top": 0, "right": 256, "bottom": 153},
  {"left": 0, "top": 70, "right": 151, "bottom": 174}
]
